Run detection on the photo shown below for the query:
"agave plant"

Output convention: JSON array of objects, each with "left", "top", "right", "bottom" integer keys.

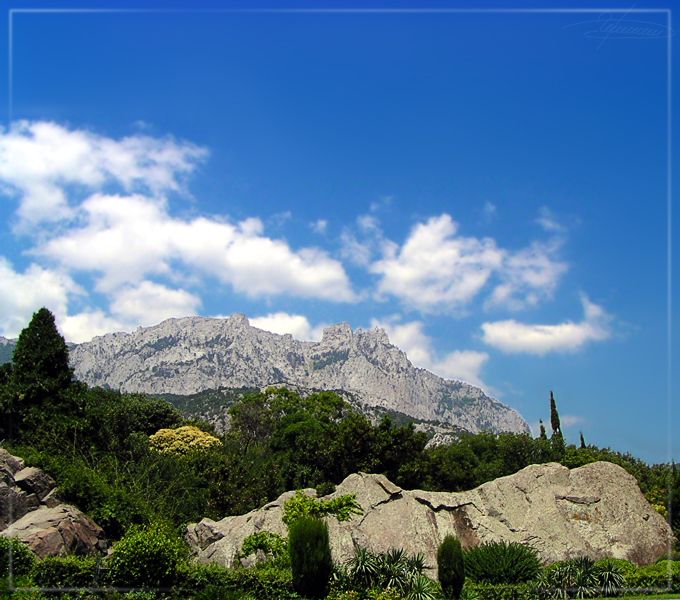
[
  {"left": 379, "top": 548, "right": 410, "bottom": 591},
  {"left": 348, "top": 547, "right": 381, "bottom": 589},
  {"left": 406, "top": 573, "right": 440, "bottom": 600},
  {"left": 594, "top": 560, "right": 626, "bottom": 597}
]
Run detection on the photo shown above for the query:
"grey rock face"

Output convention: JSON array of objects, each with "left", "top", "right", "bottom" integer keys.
[
  {"left": 70, "top": 314, "right": 528, "bottom": 435},
  {"left": 186, "top": 461, "right": 673, "bottom": 575},
  {"left": 0, "top": 450, "right": 108, "bottom": 557}
]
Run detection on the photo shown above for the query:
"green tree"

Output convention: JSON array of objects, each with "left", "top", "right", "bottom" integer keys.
[
  {"left": 539, "top": 419, "right": 547, "bottom": 441},
  {"left": 5, "top": 308, "right": 76, "bottom": 438},
  {"left": 580, "top": 431, "right": 587, "bottom": 449},
  {"left": 288, "top": 516, "right": 332, "bottom": 599},
  {"left": 549, "top": 391, "right": 561, "bottom": 436},
  {"left": 438, "top": 534, "right": 465, "bottom": 600}
]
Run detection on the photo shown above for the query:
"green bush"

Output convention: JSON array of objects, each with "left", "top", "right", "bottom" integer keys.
[
  {"left": 624, "top": 560, "right": 680, "bottom": 592},
  {"left": 106, "top": 524, "right": 187, "bottom": 589},
  {"left": 464, "top": 542, "right": 541, "bottom": 585},
  {"left": 0, "top": 536, "right": 36, "bottom": 577},
  {"left": 461, "top": 582, "right": 537, "bottom": 600},
  {"left": 288, "top": 517, "right": 332, "bottom": 598},
  {"left": 32, "top": 555, "right": 100, "bottom": 591},
  {"left": 239, "top": 531, "right": 288, "bottom": 564},
  {"left": 438, "top": 535, "right": 465, "bottom": 599},
  {"left": 177, "top": 561, "right": 300, "bottom": 600},
  {"left": 537, "top": 556, "right": 630, "bottom": 598}
]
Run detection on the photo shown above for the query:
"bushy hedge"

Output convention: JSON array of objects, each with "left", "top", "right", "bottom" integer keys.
[
  {"left": 0, "top": 536, "right": 36, "bottom": 578},
  {"left": 32, "top": 555, "right": 100, "bottom": 590},
  {"left": 288, "top": 517, "right": 332, "bottom": 599},
  {"left": 107, "top": 524, "right": 187, "bottom": 589}
]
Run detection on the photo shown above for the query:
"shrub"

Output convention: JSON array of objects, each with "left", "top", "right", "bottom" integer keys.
[
  {"left": 32, "top": 555, "right": 100, "bottom": 590},
  {"left": 461, "top": 582, "right": 537, "bottom": 600},
  {"left": 438, "top": 535, "right": 465, "bottom": 599},
  {"left": 0, "top": 537, "right": 36, "bottom": 577},
  {"left": 538, "top": 556, "right": 630, "bottom": 598},
  {"left": 239, "top": 531, "right": 288, "bottom": 564},
  {"left": 464, "top": 541, "right": 541, "bottom": 585},
  {"left": 288, "top": 517, "right": 332, "bottom": 598},
  {"left": 282, "top": 490, "right": 362, "bottom": 525},
  {"left": 106, "top": 524, "right": 187, "bottom": 589},
  {"left": 148, "top": 425, "right": 222, "bottom": 455}
]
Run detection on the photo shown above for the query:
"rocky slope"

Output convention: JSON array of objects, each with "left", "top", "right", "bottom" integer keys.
[
  {"left": 187, "top": 461, "right": 673, "bottom": 575},
  {"left": 69, "top": 314, "right": 528, "bottom": 435}
]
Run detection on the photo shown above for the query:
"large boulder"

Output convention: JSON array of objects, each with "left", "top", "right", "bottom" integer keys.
[
  {"left": 187, "top": 461, "right": 673, "bottom": 575},
  {"left": 0, "top": 449, "right": 108, "bottom": 558},
  {"left": 1, "top": 504, "right": 108, "bottom": 558}
]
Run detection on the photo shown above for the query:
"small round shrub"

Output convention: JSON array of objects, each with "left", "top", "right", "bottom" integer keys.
[
  {"left": 106, "top": 524, "right": 187, "bottom": 589},
  {"left": 0, "top": 537, "right": 36, "bottom": 577},
  {"left": 288, "top": 516, "right": 332, "bottom": 599},
  {"left": 148, "top": 425, "right": 222, "bottom": 455},
  {"left": 32, "top": 555, "right": 99, "bottom": 590},
  {"left": 438, "top": 535, "right": 465, "bottom": 599},
  {"left": 464, "top": 541, "right": 541, "bottom": 585}
]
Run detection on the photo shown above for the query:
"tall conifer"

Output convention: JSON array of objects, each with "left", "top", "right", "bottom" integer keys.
[{"left": 549, "top": 391, "right": 561, "bottom": 435}]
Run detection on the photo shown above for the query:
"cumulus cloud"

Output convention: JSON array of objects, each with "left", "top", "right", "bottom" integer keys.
[
  {"left": 370, "top": 213, "right": 567, "bottom": 313},
  {"left": 0, "top": 120, "right": 206, "bottom": 227},
  {"left": 59, "top": 310, "right": 127, "bottom": 343},
  {"left": 370, "top": 315, "right": 490, "bottom": 389},
  {"left": 251, "top": 312, "right": 326, "bottom": 341},
  {"left": 110, "top": 281, "right": 202, "bottom": 326},
  {"left": 38, "top": 193, "right": 356, "bottom": 301},
  {"left": 481, "top": 295, "right": 612, "bottom": 355},
  {"left": 0, "top": 258, "right": 80, "bottom": 338},
  {"left": 371, "top": 215, "right": 504, "bottom": 313}
]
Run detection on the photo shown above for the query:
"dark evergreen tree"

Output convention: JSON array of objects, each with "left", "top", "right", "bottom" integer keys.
[
  {"left": 549, "top": 391, "right": 561, "bottom": 435},
  {"left": 580, "top": 431, "right": 586, "bottom": 449},
  {"left": 288, "top": 516, "right": 332, "bottom": 599},
  {"left": 539, "top": 420, "right": 547, "bottom": 441},
  {"left": 438, "top": 534, "right": 465, "bottom": 599},
  {"left": 9, "top": 308, "right": 75, "bottom": 436}
]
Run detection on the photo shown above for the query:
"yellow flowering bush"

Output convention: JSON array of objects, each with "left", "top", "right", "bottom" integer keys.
[{"left": 149, "top": 425, "right": 222, "bottom": 455}]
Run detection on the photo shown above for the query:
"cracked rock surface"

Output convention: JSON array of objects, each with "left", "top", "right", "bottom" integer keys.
[
  {"left": 0, "top": 449, "right": 108, "bottom": 558},
  {"left": 186, "top": 461, "right": 672, "bottom": 575}
]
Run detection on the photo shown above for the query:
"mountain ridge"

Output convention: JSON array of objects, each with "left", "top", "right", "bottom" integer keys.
[{"left": 68, "top": 313, "right": 529, "bottom": 435}]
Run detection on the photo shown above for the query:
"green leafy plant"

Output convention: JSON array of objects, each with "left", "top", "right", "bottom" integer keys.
[
  {"left": 32, "top": 555, "right": 100, "bottom": 590},
  {"left": 288, "top": 516, "right": 332, "bottom": 599},
  {"left": 282, "top": 490, "right": 362, "bottom": 525},
  {"left": 464, "top": 541, "right": 541, "bottom": 585},
  {"left": 0, "top": 537, "right": 36, "bottom": 577},
  {"left": 239, "top": 531, "right": 288, "bottom": 563},
  {"left": 106, "top": 523, "right": 187, "bottom": 589},
  {"left": 438, "top": 534, "right": 465, "bottom": 599}
]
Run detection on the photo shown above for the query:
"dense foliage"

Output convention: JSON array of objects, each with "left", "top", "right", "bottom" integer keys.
[
  {"left": 464, "top": 541, "right": 541, "bottom": 585},
  {"left": 437, "top": 535, "right": 465, "bottom": 600},
  {"left": 289, "top": 517, "right": 333, "bottom": 599}
]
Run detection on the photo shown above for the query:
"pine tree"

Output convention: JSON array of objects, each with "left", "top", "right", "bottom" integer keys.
[
  {"left": 549, "top": 391, "right": 561, "bottom": 436},
  {"left": 539, "top": 420, "right": 547, "bottom": 441},
  {"left": 580, "top": 431, "right": 586, "bottom": 449},
  {"left": 9, "top": 308, "right": 74, "bottom": 436}
]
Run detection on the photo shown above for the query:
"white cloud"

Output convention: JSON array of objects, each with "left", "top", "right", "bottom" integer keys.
[
  {"left": 536, "top": 206, "right": 566, "bottom": 233},
  {"left": 483, "top": 201, "right": 497, "bottom": 219},
  {"left": 561, "top": 415, "right": 584, "bottom": 428},
  {"left": 38, "top": 193, "right": 356, "bottom": 301},
  {"left": 110, "top": 281, "right": 202, "bottom": 326},
  {"left": 481, "top": 295, "right": 612, "bottom": 355},
  {"left": 59, "top": 310, "right": 127, "bottom": 343},
  {"left": 251, "top": 312, "right": 326, "bottom": 341},
  {"left": 370, "top": 213, "right": 568, "bottom": 314},
  {"left": 487, "top": 239, "right": 568, "bottom": 311},
  {"left": 0, "top": 257, "right": 80, "bottom": 338},
  {"left": 370, "top": 315, "right": 490, "bottom": 389},
  {"left": 371, "top": 215, "right": 504, "bottom": 313},
  {"left": 311, "top": 219, "right": 328, "bottom": 234},
  {"left": 0, "top": 120, "right": 206, "bottom": 227}
]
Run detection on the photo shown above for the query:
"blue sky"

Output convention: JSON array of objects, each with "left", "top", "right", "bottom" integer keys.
[{"left": 0, "top": 0, "right": 676, "bottom": 464}]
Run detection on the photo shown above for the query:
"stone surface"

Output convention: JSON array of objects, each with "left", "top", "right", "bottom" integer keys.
[
  {"left": 69, "top": 314, "right": 528, "bottom": 435},
  {"left": 14, "top": 467, "right": 57, "bottom": 501},
  {"left": 0, "top": 450, "right": 108, "bottom": 558},
  {"left": 1, "top": 504, "right": 108, "bottom": 558},
  {"left": 187, "top": 461, "right": 673, "bottom": 575}
]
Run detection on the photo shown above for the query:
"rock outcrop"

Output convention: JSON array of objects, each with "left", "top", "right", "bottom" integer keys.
[
  {"left": 69, "top": 314, "right": 528, "bottom": 435},
  {"left": 0, "top": 449, "right": 108, "bottom": 558},
  {"left": 187, "top": 461, "right": 673, "bottom": 575}
]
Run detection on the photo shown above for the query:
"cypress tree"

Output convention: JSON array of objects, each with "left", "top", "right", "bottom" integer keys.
[
  {"left": 549, "top": 391, "right": 561, "bottom": 436},
  {"left": 539, "top": 420, "right": 547, "bottom": 441},
  {"left": 580, "top": 431, "right": 586, "bottom": 449},
  {"left": 438, "top": 534, "right": 465, "bottom": 600},
  {"left": 288, "top": 516, "right": 332, "bottom": 599}
]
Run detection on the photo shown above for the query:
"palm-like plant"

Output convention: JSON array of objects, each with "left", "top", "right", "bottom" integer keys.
[
  {"left": 406, "top": 573, "right": 439, "bottom": 600},
  {"left": 595, "top": 560, "right": 626, "bottom": 597}
]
